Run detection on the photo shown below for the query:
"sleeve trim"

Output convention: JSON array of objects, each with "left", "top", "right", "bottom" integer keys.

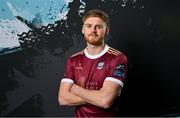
[
  {"left": 105, "top": 77, "right": 124, "bottom": 87},
  {"left": 61, "top": 78, "right": 74, "bottom": 84}
]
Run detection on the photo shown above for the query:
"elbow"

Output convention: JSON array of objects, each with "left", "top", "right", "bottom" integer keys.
[
  {"left": 58, "top": 97, "right": 64, "bottom": 105},
  {"left": 58, "top": 96, "right": 68, "bottom": 106},
  {"left": 99, "top": 99, "right": 113, "bottom": 109}
]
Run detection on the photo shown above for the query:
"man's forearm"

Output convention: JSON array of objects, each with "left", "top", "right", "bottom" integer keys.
[
  {"left": 71, "top": 84, "right": 113, "bottom": 108},
  {"left": 59, "top": 91, "right": 86, "bottom": 106},
  {"left": 59, "top": 83, "right": 86, "bottom": 106}
]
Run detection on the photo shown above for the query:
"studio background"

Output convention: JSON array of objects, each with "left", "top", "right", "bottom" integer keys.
[{"left": 0, "top": 0, "right": 180, "bottom": 117}]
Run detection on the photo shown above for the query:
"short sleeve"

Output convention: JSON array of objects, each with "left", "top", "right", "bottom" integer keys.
[
  {"left": 61, "top": 58, "right": 74, "bottom": 84},
  {"left": 105, "top": 53, "right": 127, "bottom": 87}
]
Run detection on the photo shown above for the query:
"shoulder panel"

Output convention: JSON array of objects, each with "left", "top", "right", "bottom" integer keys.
[{"left": 107, "top": 47, "right": 121, "bottom": 56}]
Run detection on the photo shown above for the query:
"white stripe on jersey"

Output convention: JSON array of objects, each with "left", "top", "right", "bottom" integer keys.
[
  {"left": 105, "top": 77, "right": 124, "bottom": 87},
  {"left": 61, "top": 78, "right": 74, "bottom": 84}
]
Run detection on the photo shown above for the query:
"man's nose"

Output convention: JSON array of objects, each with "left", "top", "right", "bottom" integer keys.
[{"left": 91, "top": 26, "right": 97, "bottom": 32}]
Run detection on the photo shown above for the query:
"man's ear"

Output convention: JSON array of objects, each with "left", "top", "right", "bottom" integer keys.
[
  {"left": 106, "top": 28, "right": 110, "bottom": 35},
  {"left": 82, "top": 27, "right": 84, "bottom": 34}
]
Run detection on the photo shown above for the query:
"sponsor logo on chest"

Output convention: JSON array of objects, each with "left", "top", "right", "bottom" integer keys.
[{"left": 75, "top": 63, "right": 83, "bottom": 70}]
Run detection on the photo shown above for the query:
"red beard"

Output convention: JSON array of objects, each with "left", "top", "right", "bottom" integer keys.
[{"left": 84, "top": 34, "right": 103, "bottom": 46}]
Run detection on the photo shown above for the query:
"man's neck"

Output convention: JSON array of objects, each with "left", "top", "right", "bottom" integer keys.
[{"left": 86, "top": 43, "right": 105, "bottom": 55}]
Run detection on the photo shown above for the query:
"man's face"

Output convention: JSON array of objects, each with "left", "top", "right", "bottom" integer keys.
[{"left": 82, "top": 17, "right": 109, "bottom": 46}]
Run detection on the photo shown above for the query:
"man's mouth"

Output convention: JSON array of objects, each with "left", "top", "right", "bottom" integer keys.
[{"left": 89, "top": 34, "right": 98, "bottom": 37}]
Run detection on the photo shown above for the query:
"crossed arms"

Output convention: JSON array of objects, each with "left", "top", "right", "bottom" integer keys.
[{"left": 58, "top": 79, "right": 122, "bottom": 109}]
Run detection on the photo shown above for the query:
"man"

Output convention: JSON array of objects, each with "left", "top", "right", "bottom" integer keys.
[{"left": 58, "top": 9, "right": 127, "bottom": 117}]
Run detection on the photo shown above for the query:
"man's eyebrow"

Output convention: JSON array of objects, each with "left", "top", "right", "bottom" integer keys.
[
  {"left": 84, "top": 24, "right": 91, "bottom": 25},
  {"left": 84, "top": 23, "right": 104, "bottom": 26}
]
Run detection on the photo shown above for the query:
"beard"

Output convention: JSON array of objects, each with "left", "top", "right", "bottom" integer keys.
[{"left": 84, "top": 34, "right": 104, "bottom": 46}]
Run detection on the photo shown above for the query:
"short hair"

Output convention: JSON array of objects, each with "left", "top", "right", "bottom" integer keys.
[{"left": 82, "top": 9, "right": 110, "bottom": 29}]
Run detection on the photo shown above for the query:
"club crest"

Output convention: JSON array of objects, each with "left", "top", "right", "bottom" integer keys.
[{"left": 97, "top": 62, "right": 104, "bottom": 69}]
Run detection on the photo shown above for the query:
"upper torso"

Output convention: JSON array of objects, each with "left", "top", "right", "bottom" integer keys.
[{"left": 63, "top": 45, "right": 127, "bottom": 117}]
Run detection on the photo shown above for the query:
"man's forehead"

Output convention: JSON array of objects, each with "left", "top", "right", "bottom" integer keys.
[
  {"left": 84, "top": 17, "right": 106, "bottom": 25},
  {"left": 84, "top": 17, "right": 105, "bottom": 22},
  {"left": 84, "top": 23, "right": 106, "bottom": 25}
]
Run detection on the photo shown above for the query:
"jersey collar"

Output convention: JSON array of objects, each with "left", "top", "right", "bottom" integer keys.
[{"left": 84, "top": 44, "right": 109, "bottom": 59}]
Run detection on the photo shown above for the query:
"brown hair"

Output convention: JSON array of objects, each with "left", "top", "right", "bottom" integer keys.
[{"left": 82, "top": 9, "right": 110, "bottom": 28}]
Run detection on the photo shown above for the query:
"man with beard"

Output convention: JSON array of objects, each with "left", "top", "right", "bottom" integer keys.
[{"left": 58, "top": 9, "right": 127, "bottom": 117}]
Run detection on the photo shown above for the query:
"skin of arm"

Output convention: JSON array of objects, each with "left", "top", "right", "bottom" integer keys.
[
  {"left": 58, "top": 82, "right": 86, "bottom": 106},
  {"left": 71, "top": 80, "right": 121, "bottom": 109}
]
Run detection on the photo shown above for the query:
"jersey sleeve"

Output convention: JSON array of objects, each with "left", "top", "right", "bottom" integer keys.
[
  {"left": 61, "top": 57, "right": 75, "bottom": 84},
  {"left": 105, "top": 54, "right": 127, "bottom": 88}
]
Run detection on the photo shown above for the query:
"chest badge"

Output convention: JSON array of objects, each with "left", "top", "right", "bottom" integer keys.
[{"left": 97, "top": 62, "right": 104, "bottom": 70}]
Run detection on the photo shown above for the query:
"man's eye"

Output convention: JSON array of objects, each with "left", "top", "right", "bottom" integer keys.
[
  {"left": 86, "top": 25, "right": 91, "bottom": 28},
  {"left": 96, "top": 25, "right": 103, "bottom": 29},
  {"left": 84, "top": 25, "right": 91, "bottom": 28},
  {"left": 84, "top": 24, "right": 104, "bottom": 29}
]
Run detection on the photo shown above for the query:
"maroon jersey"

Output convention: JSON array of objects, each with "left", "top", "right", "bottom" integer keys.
[{"left": 61, "top": 45, "right": 127, "bottom": 117}]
